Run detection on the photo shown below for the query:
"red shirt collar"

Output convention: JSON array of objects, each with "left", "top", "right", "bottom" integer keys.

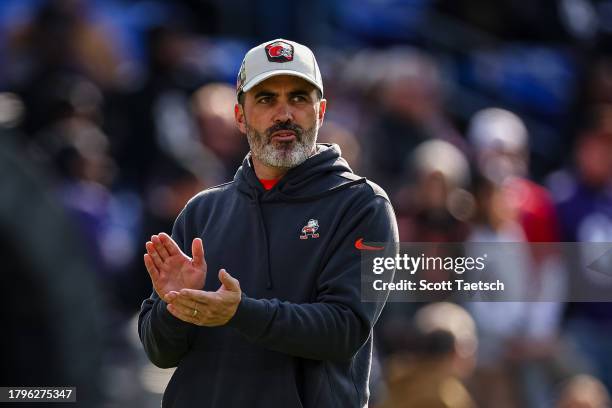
[{"left": 259, "top": 178, "right": 280, "bottom": 190}]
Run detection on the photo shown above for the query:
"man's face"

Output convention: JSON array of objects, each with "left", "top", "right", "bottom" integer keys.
[{"left": 235, "top": 75, "right": 326, "bottom": 169}]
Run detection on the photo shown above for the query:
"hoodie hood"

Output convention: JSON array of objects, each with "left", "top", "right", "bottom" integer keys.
[{"left": 235, "top": 143, "right": 365, "bottom": 202}]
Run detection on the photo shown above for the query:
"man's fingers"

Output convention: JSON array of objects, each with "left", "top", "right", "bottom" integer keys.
[
  {"left": 146, "top": 241, "right": 164, "bottom": 270},
  {"left": 169, "top": 300, "right": 202, "bottom": 318},
  {"left": 167, "top": 295, "right": 229, "bottom": 327},
  {"left": 218, "top": 269, "right": 240, "bottom": 292},
  {"left": 144, "top": 254, "right": 164, "bottom": 297},
  {"left": 192, "top": 238, "right": 205, "bottom": 269},
  {"left": 159, "top": 233, "right": 181, "bottom": 256},
  {"left": 144, "top": 254, "right": 159, "bottom": 281},
  {"left": 166, "top": 291, "right": 208, "bottom": 308},
  {"left": 169, "top": 301, "right": 191, "bottom": 316},
  {"left": 152, "top": 235, "right": 170, "bottom": 259},
  {"left": 164, "top": 291, "right": 179, "bottom": 303},
  {"left": 179, "top": 288, "right": 217, "bottom": 304}
]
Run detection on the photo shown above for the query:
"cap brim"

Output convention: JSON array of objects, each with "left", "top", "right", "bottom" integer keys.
[{"left": 241, "top": 69, "right": 322, "bottom": 94}]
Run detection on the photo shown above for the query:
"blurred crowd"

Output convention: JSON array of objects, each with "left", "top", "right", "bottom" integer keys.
[{"left": 2, "top": 0, "right": 612, "bottom": 406}]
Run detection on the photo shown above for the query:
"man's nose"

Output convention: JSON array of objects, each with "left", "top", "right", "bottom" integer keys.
[{"left": 272, "top": 101, "right": 294, "bottom": 123}]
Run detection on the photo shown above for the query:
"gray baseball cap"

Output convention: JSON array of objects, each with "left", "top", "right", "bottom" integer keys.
[{"left": 236, "top": 39, "right": 323, "bottom": 99}]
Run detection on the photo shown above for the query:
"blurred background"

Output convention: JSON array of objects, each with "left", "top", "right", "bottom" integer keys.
[{"left": 1, "top": 0, "right": 612, "bottom": 406}]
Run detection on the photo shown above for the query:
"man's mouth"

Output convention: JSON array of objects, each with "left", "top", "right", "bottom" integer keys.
[{"left": 270, "top": 130, "right": 297, "bottom": 143}]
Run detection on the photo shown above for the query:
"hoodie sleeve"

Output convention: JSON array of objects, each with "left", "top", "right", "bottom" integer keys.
[
  {"left": 138, "top": 209, "right": 198, "bottom": 368},
  {"left": 226, "top": 194, "right": 398, "bottom": 361}
]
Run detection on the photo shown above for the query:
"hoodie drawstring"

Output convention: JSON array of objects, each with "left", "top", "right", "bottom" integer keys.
[{"left": 252, "top": 188, "right": 274, "bottom": 289}]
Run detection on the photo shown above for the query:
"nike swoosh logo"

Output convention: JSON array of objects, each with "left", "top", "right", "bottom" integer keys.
[{"left": 355, "top": 238, "right": 384, "bottom": 251}]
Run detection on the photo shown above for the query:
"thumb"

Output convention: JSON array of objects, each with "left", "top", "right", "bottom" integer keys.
[
  {"left": 218, "top": 269, "right": 240, "bottom": 291},
  {"left": 192, "top": 238, "right": 205, "bottom": 268}
]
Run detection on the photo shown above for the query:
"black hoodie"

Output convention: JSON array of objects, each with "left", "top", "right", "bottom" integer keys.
[{"left": 138, "top": 144, "right": 399, "bottom": 407}]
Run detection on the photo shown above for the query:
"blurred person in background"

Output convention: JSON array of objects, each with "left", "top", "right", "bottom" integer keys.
[
  {"left": 467, "top": 173, "right": 553, "bottom": 408},
  {"left": 377, "top": 302, "right": 477, "bottom": 408},
  {"left": 361, "top": 47, "right": 464, "bottom": 198},
  {"left": 22, "top": 73, "right": 148, "bottom": 317},
  {"left": 15, "top": 74, "right": 161, "bottom": 404},
  {"left": 191, "top": 82, "right": 250, "bottom": 178},
  {"left": 317, "top": 120, "right": 364, "bottom": 173},
  {"left": 467, "top": 108, "right": 566, "bottom": 407},
  {"left": 549, "top": 106, "right": 612, "bottom": 393},
  {"left": 468, "top": 107, "right": 561, "bottom": 243},
  {"left": 395, "top": 139, "right": 472, "bottom": 242},
  {"left": 0, "top": 124, "right": 106, "bottom": 406},
  {"left": 5, "top": 0, "right": 123, "bottom": 136},
  {"left": 121, "top": 22, "right": 218, "bottom": 191},
  {"left": 557, "top": 374, "right": 611, "bottom": 408},
  {"left": 551, "top": 106, "right": 612, "bottom": 243},
  {"left": 374, "top": 140, "right": 472, "bottom": 394}
]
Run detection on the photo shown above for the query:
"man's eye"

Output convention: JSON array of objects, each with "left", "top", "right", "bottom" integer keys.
[
  {"left": 257, "top": 97, "right": 271, "bottom": 104},
  {"left": 292, "top": 95, "right": 307, "bottom": 102}
]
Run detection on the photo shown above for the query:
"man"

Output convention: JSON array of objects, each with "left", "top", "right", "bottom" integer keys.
[
  {"left": 378, "top": 302, "right": 477, "bottom": 408},
  {"left": 138, "top": 38, "right": 398, "bottom": 407}
]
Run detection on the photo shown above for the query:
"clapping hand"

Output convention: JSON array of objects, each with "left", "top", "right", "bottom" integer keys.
[
  {"left": 144, "top": 233, "right": 241, "bottom": 326},
  {"left": 164, "top": 269, "right": 241, "bottom": 327},
  {"left": 144, "top": 233, "right": 206, "bottom": 299}
]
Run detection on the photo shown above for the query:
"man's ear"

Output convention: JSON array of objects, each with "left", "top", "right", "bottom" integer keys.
[
  {"left": 234, "top": 103, "right": 247, "bottom": 134},
  {"left": 317, "top": 98, "right": 327, "bottom": 128}
]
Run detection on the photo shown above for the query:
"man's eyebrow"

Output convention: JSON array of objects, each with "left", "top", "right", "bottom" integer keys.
[
  {"left": 254, "top": 91, "right": 277, "bottom": 99},
  {"left": 289, "top": 90, "right": 312, "bottom": 97}
]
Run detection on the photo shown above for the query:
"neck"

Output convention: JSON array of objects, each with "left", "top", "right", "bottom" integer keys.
[{"left": 251, "top": 155, "right": 290, "bottom": 180}]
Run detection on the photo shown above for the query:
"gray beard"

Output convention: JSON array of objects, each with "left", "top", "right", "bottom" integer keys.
[{"left": 246, "top": 122, "right": 318, "bottom": 169}]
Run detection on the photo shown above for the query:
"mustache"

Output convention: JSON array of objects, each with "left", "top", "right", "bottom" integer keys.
[{"left": 265, "top": 121, "right": 303, "bottom": 139}]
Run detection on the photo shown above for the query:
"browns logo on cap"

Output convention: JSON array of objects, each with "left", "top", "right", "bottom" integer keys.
[{"left": 265, "top": 41, "right": 294, "bottom": 62}]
